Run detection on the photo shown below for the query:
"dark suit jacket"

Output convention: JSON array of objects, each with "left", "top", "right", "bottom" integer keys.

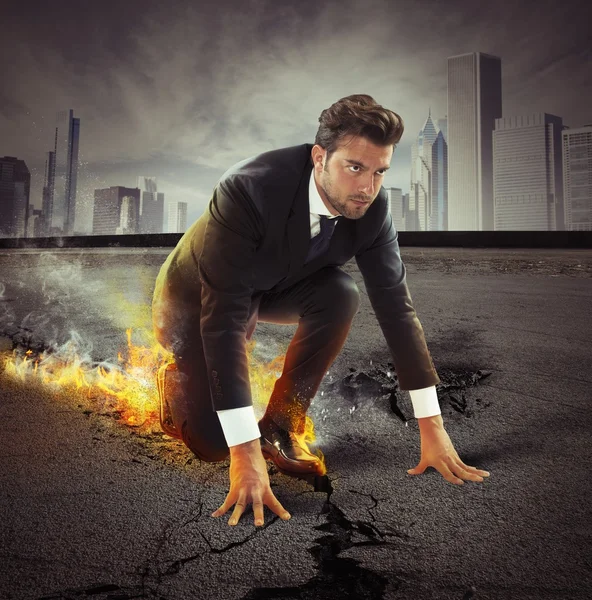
[{"left": 153, "top": 143, "right": 440, "bottom": 412}]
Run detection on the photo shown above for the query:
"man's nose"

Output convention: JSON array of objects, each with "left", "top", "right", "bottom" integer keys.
[{"left": 359, "top": 174, "right": 374, "bottom": 196}]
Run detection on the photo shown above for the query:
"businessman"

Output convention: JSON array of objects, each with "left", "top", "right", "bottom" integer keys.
[{"left": 152, "top": 94, "right": 490, "bottom": 527}]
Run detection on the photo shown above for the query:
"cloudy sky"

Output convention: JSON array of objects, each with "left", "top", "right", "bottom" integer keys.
[{"left": 2, "top": 0, "right": 589, "bottom": 229}]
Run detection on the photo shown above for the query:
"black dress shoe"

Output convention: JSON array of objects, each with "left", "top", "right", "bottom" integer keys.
[
  {"left": 259, "top": 417, "right": 326, "bottom": 477},
  {"left": 156, "top": 363, "right": 182, "bottom": 439}
]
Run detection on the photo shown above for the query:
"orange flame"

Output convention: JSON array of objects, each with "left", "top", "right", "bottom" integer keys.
[{"left": 2, "top": 330, "right": 323, "bottom": 467}]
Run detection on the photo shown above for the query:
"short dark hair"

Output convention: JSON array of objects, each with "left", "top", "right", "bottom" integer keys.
[{"left": 314, "top": 94, "right": 404, "bottom": 156}]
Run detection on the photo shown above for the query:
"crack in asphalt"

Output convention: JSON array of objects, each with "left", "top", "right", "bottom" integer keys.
[
  {"left": 241, "top": 480, "right": 403, "bottom": 599},
  {"left": 329, "top": 362, "right": 492, "bottom": 421},
  {"left": 436, "top": 367, "right": 493, "bottom": 417},
  {"left": 5, "top": 336, "right": 489, "bottom": 599},
  {"left": 347, "top": 489, "right": 381, "bottom": 522}
]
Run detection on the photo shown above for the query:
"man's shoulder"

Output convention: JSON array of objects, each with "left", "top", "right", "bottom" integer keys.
[{"left": 219, "top": 144, "right": 313, "bottom": 187}]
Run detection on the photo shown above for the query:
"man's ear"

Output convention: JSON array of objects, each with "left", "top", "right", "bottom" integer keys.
[{"left": 311, "top": 145, "right": 326, "bottom": 171}]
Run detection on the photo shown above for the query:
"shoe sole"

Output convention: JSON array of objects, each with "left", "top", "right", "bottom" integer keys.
[{"left": 156, "top": 364, "right": 181, "bottom": 438}]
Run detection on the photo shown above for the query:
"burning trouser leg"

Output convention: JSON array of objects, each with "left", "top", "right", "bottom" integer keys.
[
  {"left": 153, "top": 281, "right": 229, "bottom": 462},
  {"left": 258, "top": 267, "right": 360, "bottom": 435},
  {"left": 152, "top": 265, "right": 359, "bottom": 462}
]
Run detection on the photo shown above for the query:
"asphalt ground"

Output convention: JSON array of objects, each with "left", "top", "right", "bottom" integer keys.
[{"left": 0, "top": 247, "right": 590, "bottom": 600}]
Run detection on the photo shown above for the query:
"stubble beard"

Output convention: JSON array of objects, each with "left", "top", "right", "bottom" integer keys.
[{"left": 320, "top": 169, "right": 373, "bottom": 220}]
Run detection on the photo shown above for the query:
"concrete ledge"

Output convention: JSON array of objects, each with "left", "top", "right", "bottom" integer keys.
[{"left": 0, "top": 230, "right": 590, "bottom": 249}]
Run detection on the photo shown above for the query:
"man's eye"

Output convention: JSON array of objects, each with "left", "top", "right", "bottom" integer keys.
[
  {"left": 376, "top": 170, "right": 386, "bottom": 176},
  {"left": 349, "top": 165, "right": 360, "bottom": 172}
]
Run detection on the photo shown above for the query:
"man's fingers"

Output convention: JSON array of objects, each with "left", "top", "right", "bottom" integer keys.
[
  {"left": 264, "top": 492, "right": 291, "bottom": 521},
  {"left": 407, "top": 460, "right": 427, "bottom": 475},
  {"left": 436, "top": 461, "right": 464, "bottom": 485},
  {"left": 454, "top": 465, "right": 483, "bottom": 482},
  {"left": 451, "top": 458, "right": 490, "bottom": 482},
  {"left": 460, "top": 462, "right": 490, "bottom": 477},
  {"left": 211, "top": 493, "right": 236, "bottom": 518},
  {"left": 252, "top": 495, "right": 265, "bottom": 527},
  {"left": 228, "top": 493, "right": 248, "bottom": 526}
]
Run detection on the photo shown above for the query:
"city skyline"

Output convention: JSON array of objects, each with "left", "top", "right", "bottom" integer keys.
[{"left": 1, "top": 0, "right": 590, "bottom": 229}]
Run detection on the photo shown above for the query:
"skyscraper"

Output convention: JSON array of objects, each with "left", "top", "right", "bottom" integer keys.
[
  {"left": 137, "top": 176, "right": 164, "bottom": 233},
  {"left": 0, "top": 156, "right": 30, "bottom": 238},
  {"left": 436, "top": 118, "right": 448, "bottom": 143},
  {"left": 410, "top": 112, "right": 437, "bottom": 231},
  {"left": 51, "top": 109, "right": 80, "bottom": 235},
  {"left": 409, "top": 111, "right": 447, "bottom": 231},
  {"left": 447, "top": 52, "right": 502, "bottom": 230},
  {"left": 562, "top": 125, "right": 592, "bottom": 231},
  {"left": 167, "top": 201, "right": 188, "bottom": 233},
  {"left": 116, "top": 193, "right": 141, "bottom": 235},
  {"left": 41, "top": 150, "right": 56, "bottom": 236},
  {"left": 92, "top": 186, "right": 140, "bottom": 235},
  {"left": 431, "top": 128, "right": 448, "bottom": 231},
  {"left": 493, "top": 113, "right": 564, "bottom": 230},
  {"left": 385, "top": 187, "right": 404, "bottom": 231}
]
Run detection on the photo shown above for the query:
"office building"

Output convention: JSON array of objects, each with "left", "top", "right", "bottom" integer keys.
[
  {"left": 410, "top": 111, "right": 447, "bottom": 231},
  {"left": 92, "top": 186, "right": 140, "bottom": 235},
  {"left": 562, "top": 125, "right": 592, "bottom": 231},
  {"left": 116, "top": 193, "right": 141, "bottom": 235},
  {"left": 0, "top": 156, "right": 30, "bottom": 238},
  {"left": 436, "top": 118, "right": 448, "bottom": 142},
  {"left": 448, "top": 52, "right": 502, "bottom": 230},
  {"left": 167, "top": 201, "right": 188, "bottom": 233},
  {"left": 137, "top": 176, "right": 164, "bottom": 233},
  {"left": 493, "top": 113, "right": 564, "bottom": 230},
  {"left": 51, "top": 109, "right": 80, "bottom": 235},
  {"left": 431, "top": 127, "right": 448, "bottom": 231},
  {"left": 410, "top": 112, "right": 436, "bottom": 231},
  {"left": 27, "top": 207, "right": 43, "bottom": 238},
  {"left": 385, "top": 187, "right": 404, "bottom": 231},
  {"left": 40, "top": 150, "right": 56, "bottom": 236}
]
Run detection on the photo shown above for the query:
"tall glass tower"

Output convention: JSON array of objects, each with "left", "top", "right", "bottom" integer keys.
[
  {"left": 51, "top": 110, "right": 80, "bottom": 235},
  {"left": 447, "top": 52, "right": 502, "bottom": 230},
  {"left": 410, "top": 111, "right": 437, "bottom": 231}
]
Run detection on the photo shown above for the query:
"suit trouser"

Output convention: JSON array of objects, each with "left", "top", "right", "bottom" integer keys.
[{"left": 153, "top": 266, "right": 360, "bottom": 462}]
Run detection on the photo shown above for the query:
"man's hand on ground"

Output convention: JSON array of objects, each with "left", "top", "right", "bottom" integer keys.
[
  {"left": 211, "top": 438, "right": 291, "bottom": 527},
  {"left": 407, "top": 414, "right": 490, "bottom": 485}
]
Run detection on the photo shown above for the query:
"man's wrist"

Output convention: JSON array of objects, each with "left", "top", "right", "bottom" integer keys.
[
  {"left": 409, "top": 386, "right": 441, "bottom": 419},
  {"left": 229, "top": 437, "right": 262, "bottom": 458},
  {"left": 417, "top": 414, "right": 444, "bottom": 431},
  {"left": 216, "top": 405, "right": 260, "bottom": 447}
]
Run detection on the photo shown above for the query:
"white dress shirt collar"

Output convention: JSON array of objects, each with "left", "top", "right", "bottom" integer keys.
[{"left": 308, "top": 168, "right": 339, "bottom": 219}]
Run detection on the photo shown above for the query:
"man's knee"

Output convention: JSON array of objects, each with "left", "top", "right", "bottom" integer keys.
[{"left": 314, "top": 268, "right": 360, "bottom": 320}]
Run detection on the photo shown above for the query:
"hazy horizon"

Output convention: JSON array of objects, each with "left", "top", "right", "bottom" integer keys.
[{"left": 2, "top": 0, "right": 589, "bottom": 230}]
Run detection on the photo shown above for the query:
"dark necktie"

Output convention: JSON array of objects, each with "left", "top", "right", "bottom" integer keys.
[{"left": 305, "top": 215, "right": 338, "bottom": 263}]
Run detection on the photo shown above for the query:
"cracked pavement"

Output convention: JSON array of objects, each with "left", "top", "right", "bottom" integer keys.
[{"left": 0, "top": 247, "right": 591, "bottom": 599}]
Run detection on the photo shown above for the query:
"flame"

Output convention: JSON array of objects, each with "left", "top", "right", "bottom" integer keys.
[
  {"left": 3, "top": 328, "right": 170, "bottom": 430},
  {"left": 247, "top": 339, "right": 324, "bottom": 469},
  {"left": 2, "top": 331, "right": 324, "bottom": 470}
]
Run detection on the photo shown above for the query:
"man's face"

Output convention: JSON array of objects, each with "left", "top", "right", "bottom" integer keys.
[{"left": 312, "top": 135, "right": 393, "bottom": 219}]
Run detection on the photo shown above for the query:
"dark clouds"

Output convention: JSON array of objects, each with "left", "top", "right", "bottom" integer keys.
[{"left": 1, "top": 0, "right": 590, "bottom": 228}]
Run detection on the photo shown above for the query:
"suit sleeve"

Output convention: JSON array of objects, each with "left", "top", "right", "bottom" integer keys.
[
  {"left": 196, "top": 175, "right": 264, "bottom": 411},
  {"left": 355, "top": 207, "right": 440, "bottom": 391}
]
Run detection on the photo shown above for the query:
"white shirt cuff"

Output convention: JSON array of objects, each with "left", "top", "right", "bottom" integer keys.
[
  {"left": 216, "top": 405, "right": 261, "bottom": 447},
  {"left": 409, "top": 386, "right": 441, "bottom": 418}
]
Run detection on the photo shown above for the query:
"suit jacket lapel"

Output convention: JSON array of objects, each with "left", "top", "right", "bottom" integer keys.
[{"left": 286, "top": 159, "right": 314, "bottom": 280}]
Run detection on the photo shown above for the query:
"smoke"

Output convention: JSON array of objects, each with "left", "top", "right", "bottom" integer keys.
[{"left": 0, "top": 249, "right": 160, "bottom": 367}]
